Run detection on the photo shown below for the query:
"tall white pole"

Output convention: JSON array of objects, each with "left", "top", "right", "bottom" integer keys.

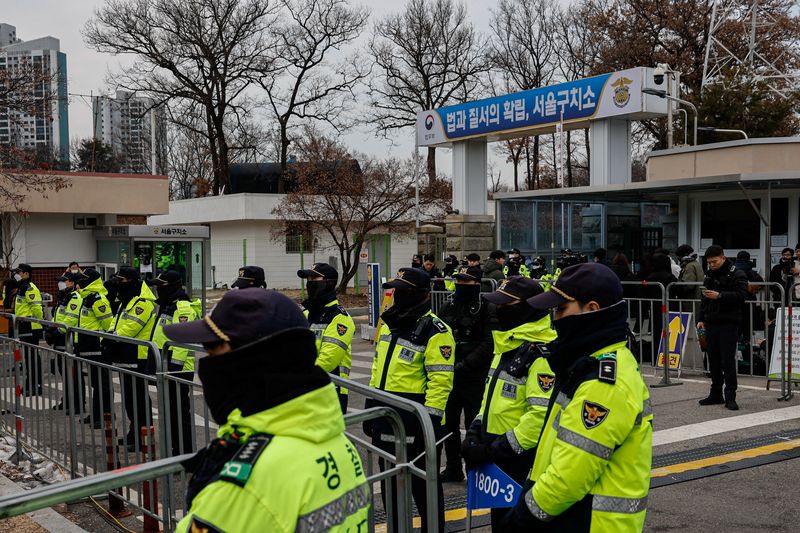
[
  {"left": 414, "top": 139, "right": 420, "bottom": 229},
  {"left": 150, "top": 106, "right": 157, "bottom": 174}
]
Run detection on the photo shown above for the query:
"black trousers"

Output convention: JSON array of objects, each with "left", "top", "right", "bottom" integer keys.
[
  {"left": 167, "top": 371, "right": 195, "bottom": 456},
  {"left": 705, "top": 322, "right": 739, "bottom": 398},
  {"left": 373, "top": 432, "right": 445, "bottom": 533},
  {"left": 19, "top": 327, "right": 43, "bottom": 394},
  {"left": 118, "top": 363, "right": 153, "bottom": 445},
  {"left": 54, "top": 346, "right": 85, "bottom": 411},
  {"left": 443, "top": 374, "right": 483, "bottom": 471}
]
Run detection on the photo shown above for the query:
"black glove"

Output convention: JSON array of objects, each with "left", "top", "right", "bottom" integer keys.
[
  {"left": 430, "top": 414, "right": 444, "bottom": 440},
  {"left": 462, "top": 441, "right": 492, "bottom": 470},
  {"left": 490, "top": 433, "right": 522, "bottom": 461},
  {"left": 362, "top": 420, "right": 373, "bottom": 438},
  {"left": 43, "top": 327, "right": 56, "bottom": 346},
  {"left": 498, "top": 497, "right": 546, "bottom": 532}
]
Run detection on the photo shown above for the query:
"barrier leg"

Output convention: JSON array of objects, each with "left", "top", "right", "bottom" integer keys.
[
  {"left": 141, "top": 426, "right": 160, "bottom": 533},
  {"left": 104, "top": 413, "right": 131, "bottom": 518}
]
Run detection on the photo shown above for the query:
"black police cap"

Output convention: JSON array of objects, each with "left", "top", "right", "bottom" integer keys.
[
  {"left": 453, "top": 266, "right": 483, "bottom": 282},
  {"left": 383, "top": 267, "right": 431, "bottom": 290},
  {"left": 297, "top": 263, "right": 338, "bottom": 282},
  {"left": 232, "top": 266, "right": 266, "bottom": 289},
  {"left": 147, "top": 270, "right": 182, "bottom": 286},
  {"left": 482, "top": 276, "right": 544, "bottom": 305},
  {"left": 527, "top": 263, "right": 622, "bottom": 310}
]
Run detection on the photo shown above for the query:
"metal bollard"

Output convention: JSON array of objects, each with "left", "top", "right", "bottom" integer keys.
[
  {"left": 104, "top": 413, "right": 131, "bottom": 518},
  {"left": 140, "top": 426, "right": 160, "bottom": 533}
]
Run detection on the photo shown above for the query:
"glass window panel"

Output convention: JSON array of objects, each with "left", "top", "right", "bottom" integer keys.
[
  {"left": 571, "top": 203, "right": 602, "bottom": 252},
  {"left": 499, "top": 201, "right": 534, "bottom": 251},
  {"left": 701, "top": 199, "right": 760, "bottom": 250}
]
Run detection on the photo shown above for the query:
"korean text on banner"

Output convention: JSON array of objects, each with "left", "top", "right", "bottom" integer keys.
[
  {"left": 657, "top": 312, "right": 692, "bottom": 371},
  {"left": 768, "top": 307, "right": 800, "bottom": 380},
  {"left": 467, "top": 463, "right": 522, "bottom": 510}
]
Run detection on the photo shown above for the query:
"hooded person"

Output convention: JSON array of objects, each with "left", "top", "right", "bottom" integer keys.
[
  {"left": 502, "top": 263, "right": 652, "bottom": 532},
  {"left": 297, "top": 263, "right": 355, "bottom": 412},
  {"left": 231, "top": 266, "right": 266, "bottom": 289},
  {"left": 437, "top": 265, "right": 495, "bottom": 482},
  {"left": 461, "top": 276, "right": 557, "bottom": 529},
  {"left": 368, "top": 267, "right": 455, "bottom": 533},
  {"left": 148, "top": 270, "right": 202, "bottom": 455},
  {"left": 164, "top": 289, "right": 370, "bottom": 532},
  {"left": 75, "top": 268, "right": 114, "bottom": 428}
]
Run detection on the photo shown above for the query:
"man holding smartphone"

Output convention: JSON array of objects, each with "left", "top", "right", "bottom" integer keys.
[{"left": 697, "top": 245, "right": 749, "bottom": 411}]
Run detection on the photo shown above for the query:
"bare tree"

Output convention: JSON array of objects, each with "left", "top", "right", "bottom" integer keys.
[
  {"left": 369, "top": 0, "right": 490, "bottom": 180},
  {"left": 490, "top": 0, "right": 558, "bottom": 188},
  {"left": 274, "top": 128, "right": 450, "bottom": 292},
  {"left": 0, "top": 59, "right": 68, "bottom": 273},
  {"left": 84, "top": 0, "right": 278, "bottom": 194},
  {"left": 255, "top": 0, "right": 369, "bottom": 192},
  {"left": 487, "top": 165, "right": 509, "bottom": 199}
]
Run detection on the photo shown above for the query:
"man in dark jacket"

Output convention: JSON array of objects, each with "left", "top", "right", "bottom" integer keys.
[
  {"left": 483, "top": 250, "right": 506, "bottom": 282},
  {"left": 697, "top": 245, "right": 749, "bottom": 410},
  {"left": 438, "top": 266, "right": 494, "bottom": 482},
  {"left": 768, "top": 247, "right": 794, "bottom": 303}
]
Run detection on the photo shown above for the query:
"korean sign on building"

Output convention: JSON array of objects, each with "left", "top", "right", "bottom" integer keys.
[{"left": 417, "top": 67, "right": 667, "bottom": 147}]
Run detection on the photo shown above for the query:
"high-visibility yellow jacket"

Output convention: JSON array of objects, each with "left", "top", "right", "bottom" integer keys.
[
  {"left": 15, "top": 281, "right": 44, "bottom": 331},
  {"left": 523, "top": 341, "right": 652, "bottom": 532},
  {"left": 370, "top": 310, "right": 455, "bottom": 419},
  {"left": 305, "top": 300, "right": 355, "bottom": 396},
  {"left": 78, "top": 278, "right": 114, "bottom": 332},
  {"left": 108, "top": 282, "right": 157, "bottom": 365},
  {"left": 177, "top": 384, "right": 370, "bottom": 532},
  {"left": 52, "top": 291, "right": 82, "bottom": 346},
  {"left": 153, "top": 298, "right": 202, "bottom": 372},
  {"left": 476, "top": 316, "right": 557, "bottom": 453}
]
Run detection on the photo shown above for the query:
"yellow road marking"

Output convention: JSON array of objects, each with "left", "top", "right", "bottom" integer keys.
[
  {"left": 375, "top": 438, "right": 800, "bottom": 530},
  {"left": 651, "top": 438, "right": 800, "bottom": 478}
]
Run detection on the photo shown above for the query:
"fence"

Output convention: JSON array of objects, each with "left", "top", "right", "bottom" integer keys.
[
  {"left": 430, "top": 278, "right": 499, "bottom": 315},
  {"left": 0, "top": 314, "right": 438, "bottom": 532}
]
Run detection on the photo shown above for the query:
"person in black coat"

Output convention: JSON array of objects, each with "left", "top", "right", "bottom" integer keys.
[{"left": 697, "top": 245, "right": 749, "bottom": 411}]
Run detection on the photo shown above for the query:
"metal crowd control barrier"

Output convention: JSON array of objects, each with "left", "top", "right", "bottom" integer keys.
[
  {"left": 620, "top": 281, "right": 677, "bottom": 386},
  {"left": 430, "top": 278, "right": 499, "bottom": 315},
  {"left": 0, "top": 406, "right": 417, "bottom": 533}
]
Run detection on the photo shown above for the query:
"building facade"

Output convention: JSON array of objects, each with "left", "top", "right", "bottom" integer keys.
[
  {"left": 92, "top": 90, "right": 166, "bottom": 175},
  {"left": 0, "top": 23, "right": 69, "bottom": 164}
]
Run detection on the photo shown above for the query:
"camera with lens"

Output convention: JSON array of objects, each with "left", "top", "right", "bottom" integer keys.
[{"left": 556, "top": 249, "right": 588, "bottom": 270}]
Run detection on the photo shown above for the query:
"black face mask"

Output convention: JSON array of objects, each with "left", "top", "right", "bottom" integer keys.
[
  {"left": 117, "top": 280, "right": 137, "bottom": 295},
  {"left": 156, "top": 283, "right": 181, "bottom": 302},
  {"left": 306, "top": 280, "right": 330, "bottom": 301},
  {"left": 453, "top": 284, "right": 481, "bottom": 304},
  {"left": 393, "top": 288, "right": 427, "bottom": 310},
  {"left": 496, "top": 303, "right": 546, "bottom": 331}
]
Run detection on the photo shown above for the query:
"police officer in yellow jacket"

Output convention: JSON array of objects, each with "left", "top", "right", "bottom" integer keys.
[
  {"left": 46, "top": 272, "right": 84, "bottom": 412},
  {"left": 105, "top": 267, "right": 157, "bottom": 450},
  {"left": 165, "top": 289, "right": 370, "bottom": 532},
  {"left": 13, "top": 264, "right": 44, "bottom": 395},
  {"left": 149, "top": 270, "right": 201, "bottom": 455},
  {"left": 368, "top": 267, "right": 455, "bottom": 533},
  {"left": 461, "top": 277, "right": 557, "bottom": 528},
  {"left": 297, "top": 263, "right": 354, "bottom": 412},
  {"left": 75, "top": 269, "right": 115, "bottom": 429},
  {"left": 503, "top": 263, "right": 652, "bottom": 532}
]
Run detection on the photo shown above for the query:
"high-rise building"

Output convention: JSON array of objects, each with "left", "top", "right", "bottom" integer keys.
[
  {"left": 92, "top": 90, "right": 166, "bottom": 175},
  {"left": 0, "top": 23, "right": 69, "bottom": 164}
]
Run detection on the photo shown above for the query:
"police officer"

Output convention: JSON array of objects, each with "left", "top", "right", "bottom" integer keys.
[
  {"left": 231, "top": 266, "right": 267, "bottom": 289},
  {"left": 438, "top": 265, "right": 494, "bottom": 482},
  {"left": 297, "top": 263, "right": 355, "bottom": 412},
  {"left": 164, "top": 289, "right": 370, "bottom": 532},
  {"left": 46, "top": 272, "right": 84, "bottom": 413},
  {"left": 149, "top": 270, "right": 201, "bottom": 455},
  {"left": 369, "top": 267, "right": 455, "bottom": 533},
  {"left": 503, "top": 263, "right": 652, "bottom": 532},
  {"left": 13, "top": 264, "right": 44, "bottom": 396},
  {"left": 442, "top": 255, "right": 459, "bottom": 292},
  {"left": 460, "top": 277, "right": 556, "bottom": 528},
  {"left": 105, "top": 267, "right": 157, "bottom": 450},
  {"left": 75, "top": 269, "right": 115, "bottom": 429},
  {"left": 504, "top": 248, "right": 530, "bottom": 278}
]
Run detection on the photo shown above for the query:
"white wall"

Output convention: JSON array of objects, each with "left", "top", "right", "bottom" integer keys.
[
  {"left": 22, "top": 214, "right": 96, "bottom": 267},
  {"left": 208, "top": 220, "right": 418, "bottom": 290}
]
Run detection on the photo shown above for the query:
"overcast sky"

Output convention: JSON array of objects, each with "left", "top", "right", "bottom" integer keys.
[{"left": 3, "top": 0, "right": 512, "bottom": 179}]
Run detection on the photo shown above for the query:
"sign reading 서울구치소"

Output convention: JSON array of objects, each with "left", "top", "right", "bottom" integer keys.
[
  {"left": 417, "top": 67, "right": 659, "bottom": 147},
  {"left": 768, "top": 307, "right": 800, "bottom": 380}
]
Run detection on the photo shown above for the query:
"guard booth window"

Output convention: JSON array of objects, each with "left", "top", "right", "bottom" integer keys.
[{"left": 701, "top": 199, "right": 760, "bottom": 249}]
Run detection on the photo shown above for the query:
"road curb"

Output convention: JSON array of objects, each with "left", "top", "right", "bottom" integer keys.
[{"left": 0, "top": 472, "right": 88, "bottom": 532}]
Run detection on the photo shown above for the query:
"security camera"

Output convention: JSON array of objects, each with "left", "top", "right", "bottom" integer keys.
[{"left": 653, "top": 65, "right": 665, "bottom": 85}]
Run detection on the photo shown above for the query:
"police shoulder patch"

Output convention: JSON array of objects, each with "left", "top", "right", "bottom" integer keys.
[
  {"left": 98, "top": 305, "right": 107, "bottom": 313},
  {"left": 598, "top": 359, "right": 617, "bottom": 384},
  {"left": 69, "top": 303, "right": 77, "bottom": 311},
  {"left": 189, "top": 515, "right": 223, "bottom": 533},
  {"left": 336, "top": 323, "right": 348, "bottom": 336},
  {"left": 28, "top": 293, "right": 35, "bottom": 300},
  {"left": 439, "top": 345, "right": 453, "bottom": 360},
  {"left": 537, "top": 373, "right": 555, "bottom": 393},
  {"left": 219, "top": 434, "right": 272, "bottom": 488},
  {"left": 582, "top": 401, "right": 610, "bottom": 429},
  {"left": 134, "top": 307, "right": 144, "bottom": 316}
]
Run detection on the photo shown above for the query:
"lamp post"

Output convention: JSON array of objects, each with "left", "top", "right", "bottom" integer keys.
[
  {"left": 697, "top": 127, "right": 748, "bottom": 140},
  {"left": 643, "top": 88, "right": 698, "bottom": 146},
  {"left": 676, "top": 108, "right": 688, "bottom": 146}
]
